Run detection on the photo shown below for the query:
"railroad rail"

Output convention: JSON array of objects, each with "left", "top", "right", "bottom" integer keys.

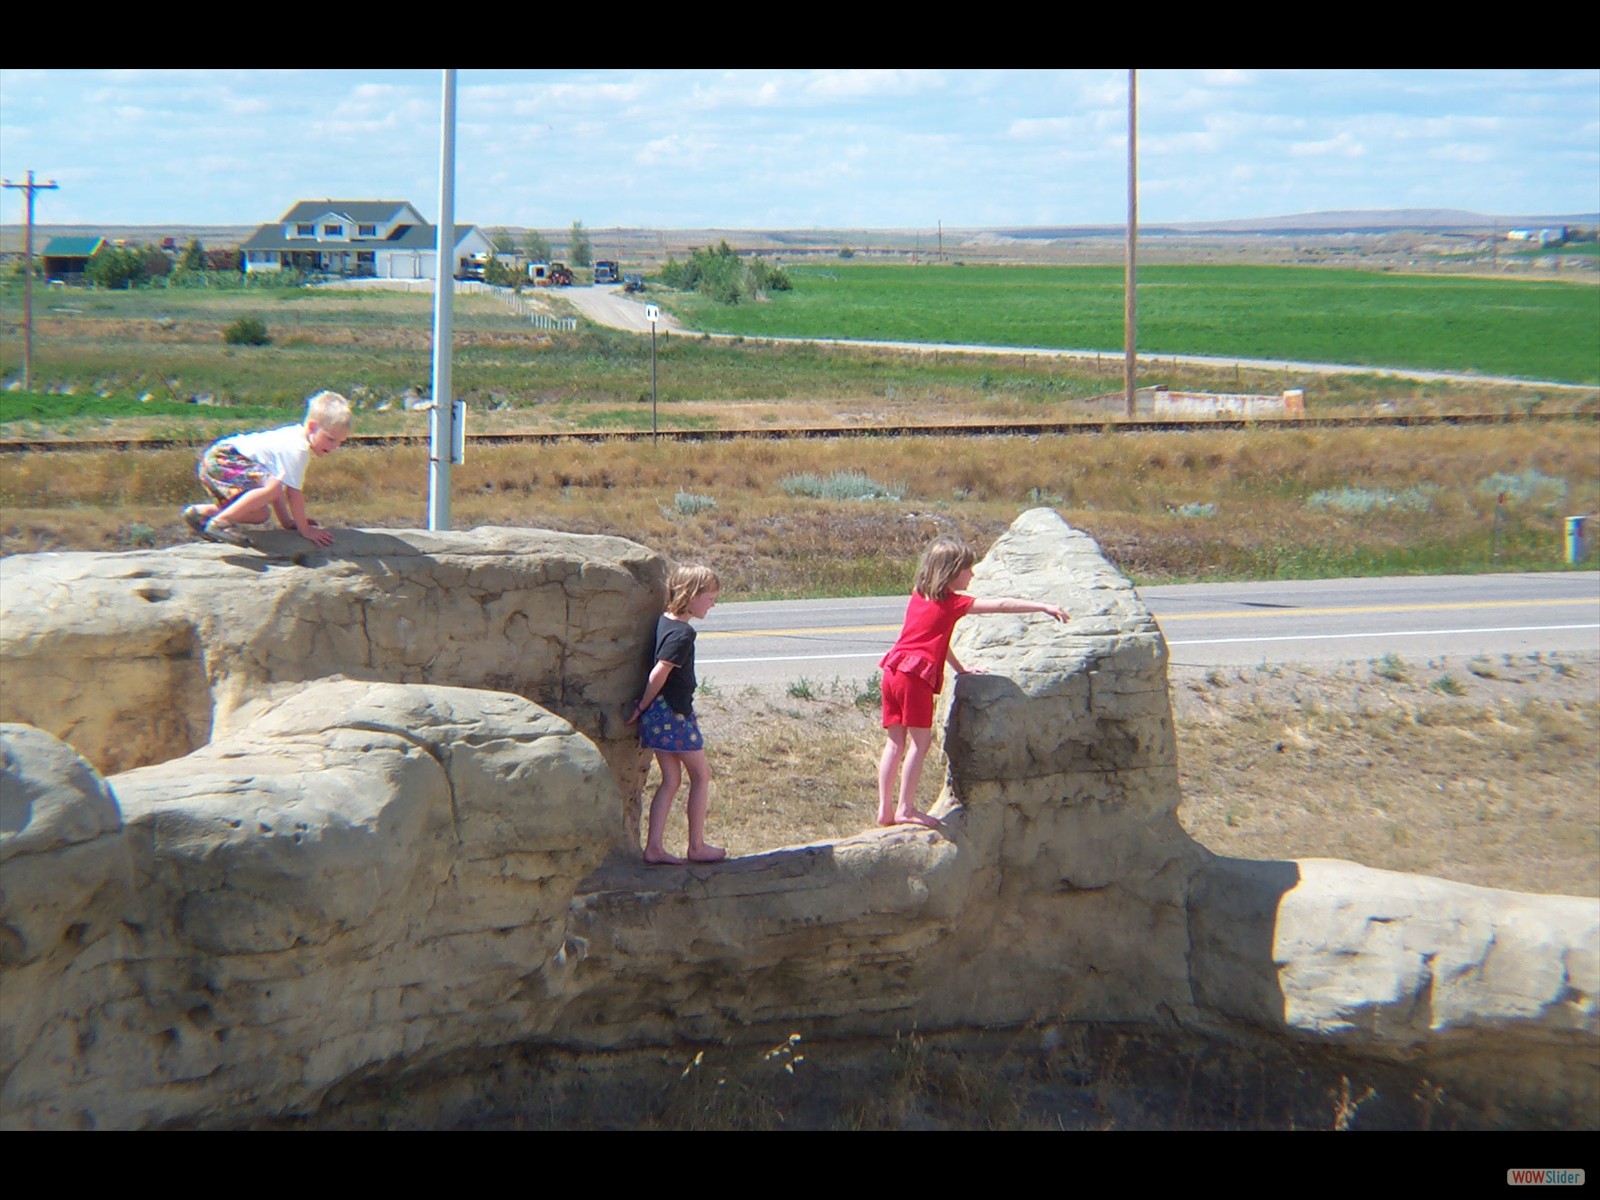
[{"left": 0, "top": 409, "right": 1592, "bottom": 455}]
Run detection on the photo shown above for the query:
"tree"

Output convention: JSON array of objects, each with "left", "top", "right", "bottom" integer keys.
[
  {"left": 524, "top": 229, "right": 551, "bottom": 262},
  {"left": 179, "top": 237, "right": 205, "bottom": 273},
  {"left": 659, "top": 240, "right": 789, "bottom": 305},
  {"left": 139, "top": 245, "right": 172, "bottom": 280},
  {"left": 204, "top": 247, "right": 243, "bottom": 273},
  {"left": 491, "top": 229, "right": 518, "bottom": 255},
  {"left": 84, "top": 246, "right": 147, "bottom": 290},
  {"left": 567, "top": 220, "right": 592, "bottom": 268}
]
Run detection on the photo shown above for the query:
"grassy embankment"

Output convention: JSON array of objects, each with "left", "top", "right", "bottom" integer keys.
[{"left": 2, "top": 423, "right": 1595, "bottom": 591}]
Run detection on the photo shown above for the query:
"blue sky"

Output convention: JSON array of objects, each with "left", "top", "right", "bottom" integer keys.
[{"left": 2, "top": 69, "right": 1596, "bottom": 229}]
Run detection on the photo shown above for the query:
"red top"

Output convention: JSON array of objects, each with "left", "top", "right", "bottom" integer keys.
[{"left": 878, "top": 591, "right": 975, "bottom": 693}]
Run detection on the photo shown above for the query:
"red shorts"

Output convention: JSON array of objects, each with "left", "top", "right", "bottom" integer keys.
[{"left": 880, "top": 666, "right": 936, "bottom": 729}]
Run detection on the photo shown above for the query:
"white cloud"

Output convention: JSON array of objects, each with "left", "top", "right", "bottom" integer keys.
[
  {"left": 1289, "top": 131, "right": 1366, "bottom": 158},
  {"left": 3, "top": 68, "right": 1596, "bottom": 228}
]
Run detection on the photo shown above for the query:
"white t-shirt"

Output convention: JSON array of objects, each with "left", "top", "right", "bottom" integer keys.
[{"left": 221, "top": 424, "right": 312, "bottom": 490}]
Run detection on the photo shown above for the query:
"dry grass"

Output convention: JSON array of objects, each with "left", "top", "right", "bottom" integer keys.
[
  {"left": 1172, "top": 654, "right": 1600, "bottom": 896},
  {"left": 3, "top": 422, "right": 1595, "bottom": 589},
  {"left": 649, "top": 655, "right": 1599, "bottom": 899}
]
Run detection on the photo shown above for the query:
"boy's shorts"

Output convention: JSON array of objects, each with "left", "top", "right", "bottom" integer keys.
[
  {"left": 198, "top": 443, "right": 270, "bottom": 506},
  {"left": 880, "top": 666, "right": 936, "bottom": 729},
  {"left": 638, "top": 696, "right": 704, "bottom": 753}
]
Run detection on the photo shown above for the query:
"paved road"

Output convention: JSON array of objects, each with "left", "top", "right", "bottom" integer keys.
[{"left": 695, "top": 573, "right": 1600, "bottom": 693}]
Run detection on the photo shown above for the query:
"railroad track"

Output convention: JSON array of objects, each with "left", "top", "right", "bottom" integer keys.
[{"left": 0, "top": 410, "right": 1592, "bottom": 454}]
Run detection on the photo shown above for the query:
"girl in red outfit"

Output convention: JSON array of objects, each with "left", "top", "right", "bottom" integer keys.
[{"left": 878, "top": 538, "right": 1069, "bottom": 828}]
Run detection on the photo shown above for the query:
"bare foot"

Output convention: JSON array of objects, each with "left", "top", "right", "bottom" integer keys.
[
  {"left": 686, "top": 843, "right": 726, "bottom": 863},
  {"left": 643, "top": 848, "right": 686, "bottom": 865},
  {"left": 892, "top": 809, "right": 942, "bottom": 829}
]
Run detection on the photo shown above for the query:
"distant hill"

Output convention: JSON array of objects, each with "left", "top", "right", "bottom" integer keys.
[
  {"left": 4, "top": 210, "right": 1595, "bottom": 263},
  {"left": 988, "top": 210, "right": 1598, "bottom": 240}
]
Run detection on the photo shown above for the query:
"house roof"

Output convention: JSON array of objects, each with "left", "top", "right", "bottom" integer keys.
[
  {"left": 277, "top": 200, "right": 418, "bottom": 224},
  {"left": 240, "top": 223, "right": 483, "bottom": 253},
  {"left": 42, "top": 236, "right": 104, "bottom": 258}
]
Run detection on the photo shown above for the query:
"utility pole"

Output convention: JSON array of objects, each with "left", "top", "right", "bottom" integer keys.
[
  {"left": 2, "top": 170, "right": 60, "bottom": 393},
  {"left": 1124, "top": 70, "right": 1138, "bottom": 419},
  {"left": 427, "top": 70, "right": 458, "bottom": 531}
]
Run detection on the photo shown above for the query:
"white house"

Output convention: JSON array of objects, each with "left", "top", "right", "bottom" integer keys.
[{"left": 240, "top": 200, "right": 495, "bottom": 280}]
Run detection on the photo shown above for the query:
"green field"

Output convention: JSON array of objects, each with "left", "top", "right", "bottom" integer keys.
[{"left": 662, "top": 264, "right": 1600, "bottom": 385}]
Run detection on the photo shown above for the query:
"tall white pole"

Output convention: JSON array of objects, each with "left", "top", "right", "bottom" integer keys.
[
  {"left": 428, "top": 69, "right": 458, "bottom": 531},
  {"left": 1124, "top": 68, "right": 1138, "bottom": 419}
]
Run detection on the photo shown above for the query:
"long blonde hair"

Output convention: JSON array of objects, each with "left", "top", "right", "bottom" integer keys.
[
  {"left": 665, "top": 563, "right": 720, "bottom": 614},
  {"left": 911, "top": 538, "right": 977, "bottom": 601}
]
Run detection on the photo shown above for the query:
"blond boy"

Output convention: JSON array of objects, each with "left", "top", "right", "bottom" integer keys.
[{"left": 182, "top": 390, "right": 351, "bottom": 548}]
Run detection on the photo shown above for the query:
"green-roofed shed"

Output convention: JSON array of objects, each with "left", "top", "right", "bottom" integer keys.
[{"left": 42, "top": 236, "right": 106, "bottom": 281}]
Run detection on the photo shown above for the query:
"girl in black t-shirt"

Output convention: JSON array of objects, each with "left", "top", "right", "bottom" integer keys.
[{"left": 627, "top": 564, "right": 726, "bottom": 864}]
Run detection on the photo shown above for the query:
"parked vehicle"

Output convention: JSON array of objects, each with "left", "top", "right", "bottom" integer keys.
[
  {"left": 459, "top": 252, "right": 490, "bottom": 281},
  {"left": 593, "top": 260, "right": 620, "bottom": 285},
  {"left": 623, "top": 273, "right": 645, "bottom": 293},
  {"left": 528, "top": 260, "right": 573, "bottom": 287}
]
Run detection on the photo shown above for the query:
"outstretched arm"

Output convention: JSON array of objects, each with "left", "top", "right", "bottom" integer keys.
[
  {"left": 284, "top": 487, "right": 334, "bottom": 547},
  {"left": 967, "top": 596, "right": 1069, "bottom": 623},
  {"left": 627, "top": 659, "right": 677, "bottom": 724}
]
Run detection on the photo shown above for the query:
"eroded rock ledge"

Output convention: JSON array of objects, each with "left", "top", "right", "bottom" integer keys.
[{"left": 2, "top": 514, "right": 1593, "bottom": 1129}]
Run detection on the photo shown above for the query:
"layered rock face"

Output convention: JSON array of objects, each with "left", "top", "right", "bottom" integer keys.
[
  {"left": 1, "top": 513, "right": 1594, "bottom": 1129},
  {"left": 0, "top": 528, "right": 667, "bottom": 845}
]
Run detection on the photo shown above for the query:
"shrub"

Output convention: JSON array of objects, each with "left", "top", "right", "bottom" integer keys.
[
  {"left": 660, "top": 240, "right": 789, "bottom": 304},
  {"left": 1478, "top": 469, "right": 1567, "bottom": 505},
  {"left": 1173, "top": 501, "right": 1217, "bottom": 518},
  {"left": 780, "top": 470, "right": 901, "bottom": 501},
  {"left": 1305, "top": 486, "right": 1434, "bottom": 515},
  {"left": 84, "top": 246, "right": 148, "bottom": 290},
  {"left": 1372, "top": 653, "right": 1407, "bottom": 682},
  {"left": 223, "top": 316, "right": 272, "bottom": 346},
  {"left": 665, "top": 491, "right": 717, "bottom": 517},
  {"left": 855, "top": 672, "right": 882, "bottom": 710}
]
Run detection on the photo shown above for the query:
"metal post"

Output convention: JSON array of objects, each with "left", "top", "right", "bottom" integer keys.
[
  {"left": 1565, "top": 515, "right": 1586, "bottom": 565},
  {"left": 427, "top": 70, "right": 457, "bottom": 532},
  {"left": 1124, "top": 69, "right": 1138, "bottom": 420},
  {"left": 3, "top": 170, "right": 60, "bottom": 393},
  {"left": 646, "top": 303, "right": 661, "bottom": 441}
]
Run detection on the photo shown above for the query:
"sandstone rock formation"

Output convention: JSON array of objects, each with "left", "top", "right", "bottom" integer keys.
[
  {"left": 1, "top": 512, "right": 1593, "bottom": 1129},
  {"left": 0, "top": 527, "right": 666, "bottom": 847}
]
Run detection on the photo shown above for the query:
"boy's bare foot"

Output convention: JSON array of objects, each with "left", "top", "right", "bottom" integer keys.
[
  {"left": 890, "top": 809, "right": 942, "bottom": 829},
  {"left": 686, "top": 844, "right": 726, "bottom": 863},
  {"left": 644, "top": 848, "right": 686, "bottom": 865}
]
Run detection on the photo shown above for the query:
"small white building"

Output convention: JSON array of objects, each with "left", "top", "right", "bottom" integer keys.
[{"left": 240, "top": 200, "right": 495, "bottom": 280}]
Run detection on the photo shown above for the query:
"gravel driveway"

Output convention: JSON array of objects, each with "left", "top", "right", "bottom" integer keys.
[{"left": 558, "top": 284, "right": 686, "bottom": 333}]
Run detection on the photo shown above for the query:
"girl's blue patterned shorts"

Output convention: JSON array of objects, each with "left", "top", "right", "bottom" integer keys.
[{"left": 638, "top": 696, "right": 704, "bottom": 753}]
